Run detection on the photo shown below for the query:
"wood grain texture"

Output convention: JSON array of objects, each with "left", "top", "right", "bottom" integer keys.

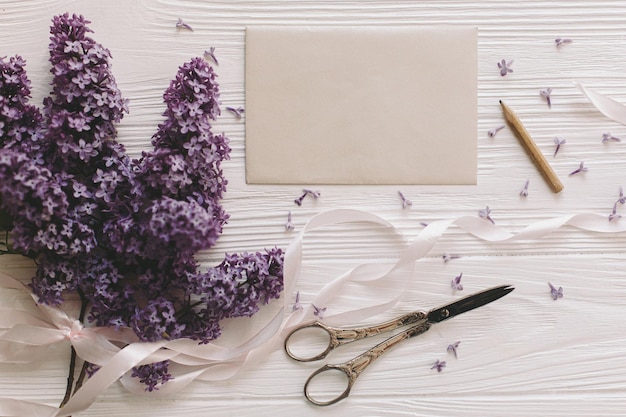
[{"left": 2, "top": 0, "right": 626, "bottom": 415}]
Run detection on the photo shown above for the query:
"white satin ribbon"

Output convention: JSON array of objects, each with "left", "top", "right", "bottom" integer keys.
[
  {"left": 577, "top": 83, "right": 626, "bottom": 125},
  {"left": 1, "top": 209, "right": 625, "bottom": 416}
]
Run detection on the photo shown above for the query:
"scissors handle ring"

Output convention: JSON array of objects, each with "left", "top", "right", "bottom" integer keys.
[
  {"left": 284, "top": 321, "right": 336, "bottom": 362},
  {"left": 303, "top": 363, "right": 355, "bottom": 406}
]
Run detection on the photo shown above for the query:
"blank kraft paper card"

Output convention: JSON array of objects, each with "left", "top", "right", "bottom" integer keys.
[{"left": 245, "top": 26, "right": 477, "bottom": 185}]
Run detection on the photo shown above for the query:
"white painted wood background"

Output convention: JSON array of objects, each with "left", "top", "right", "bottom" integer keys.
[{"left": 2, "top": 0, "right": 626, "bottom": 415}]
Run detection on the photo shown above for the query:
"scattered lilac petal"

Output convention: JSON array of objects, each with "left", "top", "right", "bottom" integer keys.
[
  {"left": 553, "top": 137, "right": 566, "bottom": 157},
  {"left": 447, "top": 341, "right": 461, "bottom": 358},
  {"left": 431, "top": 359, "right": 446, "bottom": 372},
  {"left": 609, "top": 202, "right": 621, "bottom": 222},
  {"left": 420, "top": 222, "right": 429, "bottom": 227},
  {"left": 568, "top": 161, "right": 588, "bottom": 176},
  {"left": 204, "top": 47, "right": 219, "bottom": 65},
  {"left": 555, "top": 38, "right": 573, "bottom": 47},
  {"left": 519, "top": 179, "right": 530, "bottom": 197},
  {"left": 497, "top": 59, "right": 514, "bottom": 76},
  {"left": 176, "top": 18, "right": 193, "bottom": 31},
  {"left": 548, "top": 282, "right": 563, "bottom": 300},
  {"left": 398, "top": 191, "right": 412, "bottom": 209},
  {"left": 540, "top": 88, "right": 553, "bottom": 108},
  {"left": 312, "top": 304, "right": 326, "bottom": 319},
  {"left": 443, "top": 254, "right": 461, "bottom": 263},
  {"left": 294, "top": 189, "right": 320, "bottom": 206},
  {"left": 618, "top": 186, "right": 626, "bottom": 205},
  {"left": 602, "top": 132, "right": 622, "bottom": 143},
  {"left": 285, "top": 211, "right": 294, "bottom": 231},
  {"left": 488, "top": 125, "right": 505, "bottom": 138},
  {"left": 292, "top": 291, "right": 302, "bottom": 312},
  {"left": 225, "top": 106, "right": 244, "bottom": 119},
  {"left": 478, "top": 206, "right": 495, "bottom": 224},
  {"left": 450, "top": 273, "right": 464, "bottom": 291}
]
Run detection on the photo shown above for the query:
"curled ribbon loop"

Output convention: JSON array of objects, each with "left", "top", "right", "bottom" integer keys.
[{"left": 1, "top": 209, "right": 625, "bottom": 416}]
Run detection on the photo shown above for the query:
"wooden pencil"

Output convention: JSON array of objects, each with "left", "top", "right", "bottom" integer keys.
[{"left": 499, "top": 101, "right": 564, "bottom": 193}]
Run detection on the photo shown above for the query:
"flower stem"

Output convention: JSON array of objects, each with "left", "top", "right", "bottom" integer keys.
[{"left": 59, "top": 290, "right": 89, "bottom": 409}]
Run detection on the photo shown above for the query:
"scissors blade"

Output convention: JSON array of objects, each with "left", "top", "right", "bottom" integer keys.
[{"left": 426, "top": 285, "right": 514, "bottom": 324}]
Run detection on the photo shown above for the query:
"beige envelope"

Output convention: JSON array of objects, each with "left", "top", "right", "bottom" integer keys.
[{"left": 245, "top": 26, "right": 477, "bottom": 185}]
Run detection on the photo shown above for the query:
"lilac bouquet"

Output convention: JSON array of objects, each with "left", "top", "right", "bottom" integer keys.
[{"left": 0, "top": 13, "right": 283, "bottom": 397}]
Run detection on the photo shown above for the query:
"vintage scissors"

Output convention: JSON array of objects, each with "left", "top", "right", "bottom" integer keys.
[{"left": 284, "top": 285, "right": 514, "bottom": 406}]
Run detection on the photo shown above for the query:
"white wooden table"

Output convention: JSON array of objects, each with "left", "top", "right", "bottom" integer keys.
[{"left": 2, "top": 1, "right": 626, "bottom": 415}]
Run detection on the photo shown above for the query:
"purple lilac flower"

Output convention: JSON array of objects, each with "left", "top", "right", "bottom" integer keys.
[
  {"left": 131, "top": 360, "right": 173, "bottom": 392},
  {"left": 292, "top": 291, "right": 302, "bottom": 312},
  {"left": 609, "top": 187, "right": 625, "bottom": 222},
  {"left": 176, "top": 18, "right": 193, "bottom": 31},
  {"left": 204, "top": 47, "right": 219, "bottom": 65},
  {"left": 602, "top": 132, "right": 621, "bottom": 143},
  {"left": 479, "top": 206, "right": 495, "bottom": 224},
  {"left": 398, "top": 191, "right": 412, "bottom": 209},
  {"left": 569, "top": 161, "right": 588, "bottom": 176},
  {"left": 447, "top": 341, "right": 461, "bottom": 358},
  {"left": 294, "top": 189, "right": 320, "bottom": 206},
  {"left": 0, "top": 14, "right": 285, "bottom": 391},
  {"left": 285, "top": 210, "right": 294, "bottom": 231},
  {"left": 313, "top": 304, "right": 327, "bottom": 319},
  {"left": 450, "top": 273, "right": 463, "bottom": 291},
  {"left": 520, "top": 179, "right": 530, "bottom": 197},
  {"left": 488, "top": 125, "right": 504, "bottom": 138},
  {"left": 618, "top": 187, "right": 625, "bottom": 205},
  {"left": 497, "top": 59, "right": 514, "bottom": 76},
  {"left": 540, "top": 88, "right": 552, "bottom": 108},
  {"left": 442, "top": 254, "right": 461, "bottom": 263},
  {"left": 555, "top": 38, "right": 573, "bottom": 47},
  {"left": 431, "top": 359, "right": 446, "bottom": 372},
  {"left": 609, "top": 202, "right": 621, "bottom": 222},
  {"left": 548, "top": 282, "right": 563, "bottom": 300},
  {"left": 226, "top": 106, "right": 244, "bottom": 119},
  {"left": 553, "top": 137, "right": 566, "bottom": 157}
]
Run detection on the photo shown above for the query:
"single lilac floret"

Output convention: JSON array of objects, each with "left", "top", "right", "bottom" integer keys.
[
  {"left": 225, "top": 106, "right": 244, "bottom": 119},
  {"left": 602, "top": 132, "right": 622, "bottom": 143},
  {"left": 520, "top": 179, "right": 530, "bottom": 197},
  {"left": 568, "top": 161, "right": 588, "bottom": 176},
  {"left": 478, "top": 206, "right": 495, "bottom": 224},
  {"left": 488, "top": 125, "right": 505, "bottom": 138},
  {"left": 451, "top": 273, "right": 463, "bottom": 291},
  {"left": 540, "top": 88, "right": 552, "bottom": 108},
  {"left": 497, "top": 59, "right": 514, "bottom": 76},
  {"left": 176, "top": 18, "right": 193, "bottom": 31},
  {"left": 312, "top": 304, "right": 326, "bottom": 319},
  {"left": 447, "top": 341, "right": 461, "bottom": 358},
  {"left": 431, "top": 359, "right": 446, "bottom": 372},
  {"left": 292, "top": 291, "right": 302, "bottom": 312},
  {"left": 442, "top": 254, "right": 461, "bottom": 263},
  {"left": 548, "top": 282, "right": 563, "bottom": 300},
  {"left": 609, "top": 202, "right": 621, "bottom": 222},
  {"left": 204, "top": 47, "right": 218, "bottom": 65},
  {"left": 553, "top": 137, "right": 566, "bottom": 157},
  {"left": 555, "top": 38, "right": 573, "bottom": 47},
  {"left": 294, "top": 189, "right": 320, "bottom": 206},
  {"left": 398, "top": 191, "right": 412, "bottom": 209},
  {"left": 618, "top": 186, "right": 626, "bottom": 205},
  {"left": 285, "top": 210, "right": 294, "bottom": 231}
]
